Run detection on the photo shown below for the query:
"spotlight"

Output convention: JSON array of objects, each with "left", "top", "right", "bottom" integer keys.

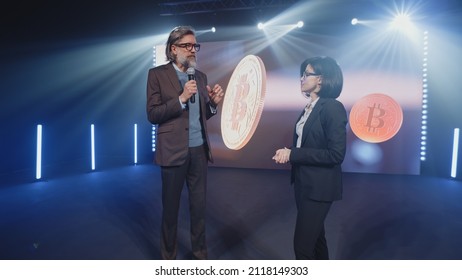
[
  {"left": 296, "top": 21, "right": 304, "bottom": 28},
  {"left": 351, "top": 18, "right": 358, "bottom": 25},
  {"left": 393, "top": 13, "right": 411, "bottom": 25},
  {"left": 390, "top": 13, "right": 413, "bottom": 32},
  {"left": 257, "top": 22, "right": 264, "bottom": 30},
  {"left": 211, "top": 27, "right": 216, "bottom": 33}
]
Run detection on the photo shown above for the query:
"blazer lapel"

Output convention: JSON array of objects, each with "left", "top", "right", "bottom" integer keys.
[
  {"left": 165, "top": 63, "right": 183, "bottom": 95},
  {"left": 187, "top": 70, "right": 207, "bottom": 106},
  {"left": 300, "top": 98, "right": 325, "bottom": 146}
]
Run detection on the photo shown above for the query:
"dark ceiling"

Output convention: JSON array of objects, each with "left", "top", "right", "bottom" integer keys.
[
  {"left": 1, "top": 0, "right": 461, "bottom": 45},
  {"left": 1, "top": 0, "right": 304, "bottom": 43}
]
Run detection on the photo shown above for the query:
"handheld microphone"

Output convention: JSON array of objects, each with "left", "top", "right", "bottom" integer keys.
[{"left": 186, "top": 67, "right": 195, "bottom": 103}]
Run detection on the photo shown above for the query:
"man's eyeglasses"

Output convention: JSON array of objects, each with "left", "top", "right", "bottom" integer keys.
[
  {"left": 301, "top": 71, "right": 320, "bottom": 79},
  {"left": 174, "top": 43, "right": 201, "bottom": 52}
]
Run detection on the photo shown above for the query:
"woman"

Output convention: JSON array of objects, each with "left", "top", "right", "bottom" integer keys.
[{"left": 272, "top": 56, "right": 347, "bottom": 259}]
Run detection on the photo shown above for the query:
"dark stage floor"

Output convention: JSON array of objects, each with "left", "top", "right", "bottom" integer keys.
[{"left": 1, "top": 165, "right": 462, "bottom": 260}]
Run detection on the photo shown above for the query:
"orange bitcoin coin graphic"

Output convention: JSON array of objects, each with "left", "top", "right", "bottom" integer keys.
[
  {"left": 349, "top": 93, "right": 403, "bottom": 143},
  {"left": 221, "top": 55, "right": 266, "bottom": 150}
]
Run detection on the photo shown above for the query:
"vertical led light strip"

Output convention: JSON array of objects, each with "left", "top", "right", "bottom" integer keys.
[
  {"left": 451, "top": 128, "right": 460, "bottom": 178},
  {"left": 152, "top": 45, "right": 157, "bottom": 152},
  {"left": 134, "top": 123, "right": 138, "bottom": 164},
  {"left": 152, "top": 127, "right": 156, "bottom": 152},
  {"left": 91, "top": 124, "right": 95, "bottom": 170},
  {"left": 36, "top": 124, "right": 42, "bottom": 179},
  {"left": 420, "top": 30, "right": 429, "bottom": 162}
]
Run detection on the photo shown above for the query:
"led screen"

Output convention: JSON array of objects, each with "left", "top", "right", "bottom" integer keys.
[{"left": 156, "top": 34, "right": 422, "bottom": 175}]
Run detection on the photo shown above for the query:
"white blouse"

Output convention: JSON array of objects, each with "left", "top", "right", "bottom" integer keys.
[{"left": 295, "top": 97, "right": 319, "bottom": 148}]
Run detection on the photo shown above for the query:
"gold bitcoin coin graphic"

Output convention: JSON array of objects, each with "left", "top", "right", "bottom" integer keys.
[
  {"left": 349, "top": 93, "right": 403, "bottom": 143},
  {"left": 221, "top": 55, "right": 266, "bottom": 150}
]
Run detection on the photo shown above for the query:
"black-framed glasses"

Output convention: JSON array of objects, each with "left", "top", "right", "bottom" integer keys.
[
  {"left": 301, "top": 71, "right": 320, "bottom": 79},
  {"left": 174, "top": 43, "right": 201, "bottom": 52}
]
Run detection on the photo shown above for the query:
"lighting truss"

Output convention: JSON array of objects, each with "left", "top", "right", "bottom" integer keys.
[{"left": 158, "top": 0, "right": 300, "bottom": 16}]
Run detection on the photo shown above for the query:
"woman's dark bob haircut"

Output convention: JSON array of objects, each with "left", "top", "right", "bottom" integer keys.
[{"left": 300, "top": 56, "right": 343, "bottom": 99}]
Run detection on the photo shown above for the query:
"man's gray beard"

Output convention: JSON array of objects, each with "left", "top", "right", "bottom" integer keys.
[
  {"left": 188, "top": 59, "right": 197, "bottom": 68},
  {"left": 179, "top": 56, "right": 196, "bottom": 69}
]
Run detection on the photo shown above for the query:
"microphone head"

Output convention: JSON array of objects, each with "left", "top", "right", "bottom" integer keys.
[{"left": 186, "top": 67, "right": 195, "bottom": 75}]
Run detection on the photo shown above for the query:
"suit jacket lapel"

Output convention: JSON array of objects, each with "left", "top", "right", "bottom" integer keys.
[
  {"left": 300, "top": 98, "right": 325, "bottom": 146},
  {"left": 165, "top": 63, "right": 183, "bottom": 95}
]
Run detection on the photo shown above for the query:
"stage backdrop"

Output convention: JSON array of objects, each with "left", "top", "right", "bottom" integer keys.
[{"left": 155, "top": 35, "right": 422, "bottom": 175}]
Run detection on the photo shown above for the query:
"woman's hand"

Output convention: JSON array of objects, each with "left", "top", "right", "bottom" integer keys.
[{"left": 272, "top": 147, "right": 291, "bottom": 164}]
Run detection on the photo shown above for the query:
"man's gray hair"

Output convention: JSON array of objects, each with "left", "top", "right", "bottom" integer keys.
[{"left": 165, "top": 26, "right": 195, "bottom": 62}]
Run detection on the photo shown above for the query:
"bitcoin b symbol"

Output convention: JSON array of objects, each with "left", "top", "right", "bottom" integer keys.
[
  {"left": 221, "top": 55, "right": 266, "bottom": 150},
  {"left": 350, "top": 93, "right": 403, "bottom": 143},
  {"left": 229, "top": 74, "right": 249, "bottom": 131},
  {"left": 365, "top": 103, "right": 385, "bottom": 133}
]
